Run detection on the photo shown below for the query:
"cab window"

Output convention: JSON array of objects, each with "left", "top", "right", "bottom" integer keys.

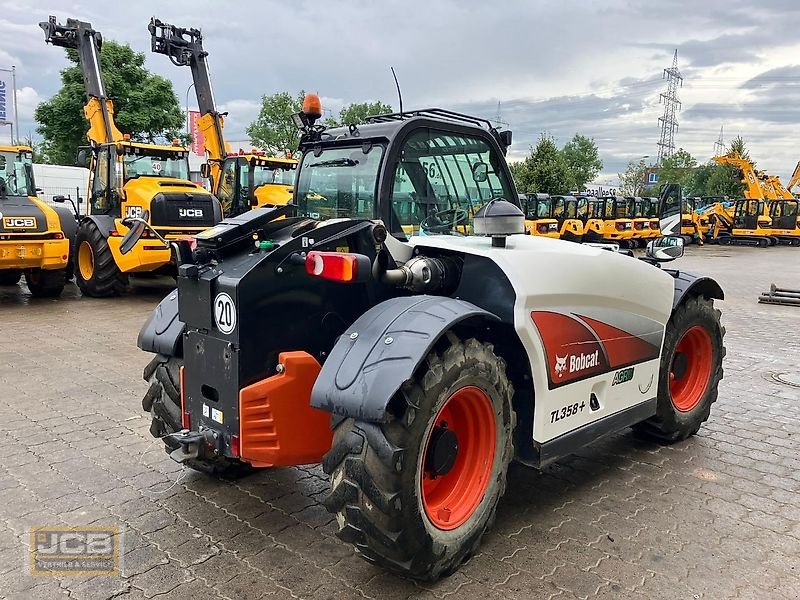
[{"left": 389, "top": 129, "right": 515, "bottom": 236}]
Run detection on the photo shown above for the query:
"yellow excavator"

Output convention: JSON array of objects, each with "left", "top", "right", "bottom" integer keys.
[
  {"left": 786, "top": 160, "right": 800, "bottom": 196},
  {"left": 581, "top": 196, "right": 635, "bottom": 246},
  {"left": 628, "top": 196, "right": 661, "bottom": 246},
  {"left": 707, "top": 199, "right": 776, "bottom": 246},
  {"left": 41, "top": 16, "right": 222, "bottom": 297},
  {"left": 521, "top": 193, "right": 559, "bottom": 238},
  {"left": 758, "top": 174, "right": 800, "bottom": 245},
  {"left": 148, "top": 18, "right": 297, "bottom": 217},
  {"left": 550, "top": 195, "right": 585, "bottom": 242}
]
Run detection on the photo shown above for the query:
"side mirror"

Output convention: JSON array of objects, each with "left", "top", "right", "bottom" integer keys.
[
  {"left": 75, "top": 148, "right": 90, "bottom": 168},
  {"left": 120, "top": 210, "right": 151, "bottom": 255},
  {"left": 646, "top": 235, "right": 684, "bottom": 262},
  {"left": 498, "top": 130, "right": 513, "bottom": 148},
  {"left": 200, "top": 163, "right": 211, "bottom": 179},
  {"left": 472, "top": 162, "right": 488, "bottom": 183},
  {"left": 52, "top": 195, "right": 67, "bottom": 203}
]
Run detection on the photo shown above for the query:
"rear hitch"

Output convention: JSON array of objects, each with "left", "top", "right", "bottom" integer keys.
[{"left": 168, "top": 429, "right": 217, "bottom": 464}]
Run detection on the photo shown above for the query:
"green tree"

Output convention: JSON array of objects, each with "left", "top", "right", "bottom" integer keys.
[
  {"left": 657, "top": 148, "right": 697, "bottom": 192},
  {"left": 705, "top": 162, "right": 745, "bottom": 197},
  {"left": 246, "top": 90, "right": 306, "bottom": 156},
  {"left": 511, "top": 135, "right": 575, "bottom": 194},
  {"left": 35, "top": 41, "right": 185, "bottom": 166},
  {"left": 728, "top": 135, "right": 750, "bottom": 162},
  {"left": 325, "top": 101, "right": 392, "bottom": 127},
  {"left": 562, "top": 134, "right": 603, "bottom": 191},
  {"left": 617, "top": 159, "right": 649, "bottom": 196}
]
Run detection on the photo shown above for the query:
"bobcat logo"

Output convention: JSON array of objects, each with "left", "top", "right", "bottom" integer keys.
[{"left": 554, "top": 355, "right": 567, "bottom": 378}]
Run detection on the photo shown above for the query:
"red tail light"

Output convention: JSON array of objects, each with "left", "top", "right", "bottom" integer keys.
[
  {"left": 305, "top": 251, "right": 366, "bottom": 283},
  {"left": 616, "top": 223, "right": 626, "bottom": 231},
  {"left": 231, "top": 435, "right": 240, "bottom": 458},
  {"left": 536, "top": 224, "right": 548, "bottom": 233},
  {"left": 53, "top": 232, "right": 64, "bottom": 239},
  {"left": 179, "top": 367, "right": 190, "bottom": 430}
]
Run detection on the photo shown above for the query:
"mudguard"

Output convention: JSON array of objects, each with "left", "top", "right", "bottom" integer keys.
[
  {"left": 137, "top": 289, "right": 185, "bottom": 357},
  {"left": 667, "top": 269, "right": 724, "bottom": 308},
  {"left": 51, "top": 205, "right": 78, "bottom": 243},
  {"left": 310, "top": 295, "right": 498, "bottom": 422},
  {"left": 82, "top": 214, "right": 116, "bottom": 238}
]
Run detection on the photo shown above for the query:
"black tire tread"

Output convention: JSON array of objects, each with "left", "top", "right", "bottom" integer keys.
[
  {"left": 637, "top": 295, "right": 725, "bottom": 442},
  {"left": 25, "top": 268, "right": 67, "bottom": 298},
  {"left": 142, "top": 355, "right": 251, "bottom": 478},
  {"left": 75, "top": 221, "right": 127, "bottom": 297},
  {"left": 323, "top": 336, "right": 514, "bottom": 580}
]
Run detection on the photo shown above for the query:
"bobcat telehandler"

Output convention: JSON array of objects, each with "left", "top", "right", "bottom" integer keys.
[
  {"left": 131, "top": 98, "right": 725, "bottom": 581},
  {"left": 148, "top": 18, "right": 297, "bottom": 218},
  {"left": 0, "top": 144, "right": 77, "bottom": 296},
  {"left": 40, "top": 16, "right": 223, "bottom": 297}
]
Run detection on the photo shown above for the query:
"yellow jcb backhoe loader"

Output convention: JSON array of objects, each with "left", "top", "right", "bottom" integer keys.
[
  {"left": 149, "top": 18, "right": 297, "bottom": 218},
  {"left": 41, "top": 16, "right": 222, "bottom": 297}
]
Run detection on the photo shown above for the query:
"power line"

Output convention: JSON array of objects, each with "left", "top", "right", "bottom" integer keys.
[
  {"left": 713, "top": 125, "right": 725, "bottom": 156},
  {"left": 657, "top": 49, "right": 683, "bottom": 165}
]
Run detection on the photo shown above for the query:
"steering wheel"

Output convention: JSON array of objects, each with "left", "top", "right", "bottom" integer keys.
[{"left": 420, "top": 208, "right": 469, "bottom": 234}]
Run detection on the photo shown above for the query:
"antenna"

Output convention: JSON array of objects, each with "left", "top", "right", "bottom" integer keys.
[
  {"left": 656, "top": 49, "right": 683, "bottom": 166},
  {"left": 390, "top": 66, "right": 403, "bottom": 114}
]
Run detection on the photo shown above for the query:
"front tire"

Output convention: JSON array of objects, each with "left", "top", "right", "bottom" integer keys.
[
  {"left": 323, "top": 335, "right": 514, "bottom": 581},
  {"left": 142, "top": 355, "right": 251, "bottom": 477},
  {"left": 75, "top": 221, "right": 127, "bottom": 297},
  {"left": 25, "top": 269, "right": 66, "bottom": 298},
  {"left": 637, "top": 296, "right": 725, "bottom": 442},
  {"left": 0, "top": 270, "right": 21, "bottom": 286}
]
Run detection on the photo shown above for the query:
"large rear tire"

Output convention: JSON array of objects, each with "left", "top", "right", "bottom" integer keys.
[
  {"left": 75, "top": 221, "right": 127, "bottom": 297},
  {"left": 25, "top": 269, "right": 66, "bottom": 298},
  {"left": 636, "top": 296, "right": 725, "bottom": 442},
  {"left": 142, "top": 355, "right": 252, "bottom": 478},
  {"left": 0, "top": 270, "right": 21, "bottom": 286},
  {"left": 323, "top": 335, "right": 514, "bottom": 581}
]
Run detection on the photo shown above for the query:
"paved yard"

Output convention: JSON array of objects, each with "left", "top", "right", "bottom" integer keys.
[{"left": 1, "top": 245, "right": 799, "bottom": 600}]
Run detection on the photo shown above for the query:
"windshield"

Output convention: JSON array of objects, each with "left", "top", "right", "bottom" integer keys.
[
  {"left": 122, "top": 147, "right": 189, "bottom": 181},
  {"left": 389, "top": 129, "right": 517, "bottom": 236},
  {"left": 296, "top": 146, "right": 383, "bottom": 220},
  {"left": 253, "top": 163, "right": 296, "bottom": 187},
  {"left": 607, "top": 198, "right": 632, "bottom": 218},
  {"left": 0, "top": 150, "right": 35, "bottom": 196}
]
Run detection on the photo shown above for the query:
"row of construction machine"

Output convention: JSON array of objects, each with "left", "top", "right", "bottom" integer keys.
[
  {"left": 519, "top": 193, "right": 661, "bottom": 247},
  {"left": 147, "top": 18, "right": 297, "bottom": 218},
  {"left": 709, "top": 152, "right": 800, "bottom": 246},
  {"left": 40, "top": 17, "right": 223, "bottom": 297}
]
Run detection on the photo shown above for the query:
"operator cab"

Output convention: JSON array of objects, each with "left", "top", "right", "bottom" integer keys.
[
  {"left": 0, "top": 147, "right": 36, "bottom": 198},
  {"left": 294, "top": 108, "right": 519, "bottom": 241},
  {"left": 216, "top": 152, "right": 297, "bottom": 217}
]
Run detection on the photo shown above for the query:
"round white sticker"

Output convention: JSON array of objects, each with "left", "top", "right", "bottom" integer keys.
[
  {"left": 152, "top": 161, "right": 162, "bottom": 173},
  {"left": 214, "top": 292, "right": 236, "bottom": 334}
]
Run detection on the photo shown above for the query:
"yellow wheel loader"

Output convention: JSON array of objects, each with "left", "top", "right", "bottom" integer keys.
[
  {"left": 148, "top": 18, "right": 297, "bottom": 218},
  {"left": 41, "top": 16, "right": 222, "bottom": 297},
  {"left": 0, "top": 145, "right": 77, "bottom": 296}
]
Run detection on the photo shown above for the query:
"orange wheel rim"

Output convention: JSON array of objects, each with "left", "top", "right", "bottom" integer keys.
[
  {"left": 669, "top": 325, "right": 713, "bottom": 412},
  {"left": 421, "top": 386, "right": 496, "bottom": 531}
]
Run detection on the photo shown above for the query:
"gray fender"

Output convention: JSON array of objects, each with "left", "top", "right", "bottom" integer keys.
[
  {"left": 51, "top": 205, "right": 78, "bottom": 244},
  {"left": 81, "top": 214, "right": 116, "bottom": 238},
  {"left": 137, "top": 289, "right": 185, "bottom": 358},
  {"left": 667, "top": 269, "right": 724, "bottom": 308},
  {"left": 310, "top": 295, "right": 498, "bottom": 422}
]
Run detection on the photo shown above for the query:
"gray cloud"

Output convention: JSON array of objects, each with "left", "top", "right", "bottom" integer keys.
[{"left": 0, "top": 0, "right": 797, "bottom": 180}]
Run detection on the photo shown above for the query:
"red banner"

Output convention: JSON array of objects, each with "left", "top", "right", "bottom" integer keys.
[{"left": 189, "top": 111, "right": 205, "bottom": 156}]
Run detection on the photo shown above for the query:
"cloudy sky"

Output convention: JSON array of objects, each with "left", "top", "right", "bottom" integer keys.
[{"left": 1, "top": 0, "right": 799, "bottom": 183}]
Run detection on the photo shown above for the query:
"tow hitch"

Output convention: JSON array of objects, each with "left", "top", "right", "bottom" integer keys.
[{"left": 168, "top": 429, "right": 218, "bottom": 464}]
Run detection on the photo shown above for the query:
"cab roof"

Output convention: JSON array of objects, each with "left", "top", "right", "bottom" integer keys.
[{"left": 0, "top": 145, "right": 33, "bottom": 153}]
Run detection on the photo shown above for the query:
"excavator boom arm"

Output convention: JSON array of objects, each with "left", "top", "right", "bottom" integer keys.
[
  {"left": 787, "top": 160, "right": 800, "bottom": 193},
  {"left": 712, "top": 153, "right": 763, "bottom": 199}
]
